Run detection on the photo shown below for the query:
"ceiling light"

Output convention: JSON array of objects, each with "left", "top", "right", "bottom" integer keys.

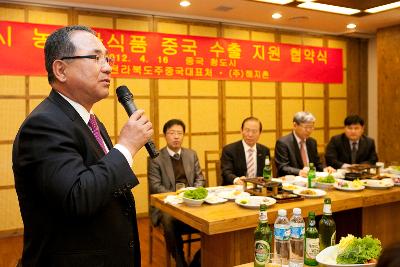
[
  {"left": 253, "top": 0, "right": 294, "bottom": 5},
  {"left": 272, "top": 12, "right": 282, "bottom": 19},
  {"left": 365, "top": 1, "right": 400, "bottom": 13},
  {"left": 180, "top": 0, "right": 191, "bottom": 7},
  {"left": 346, "top": 23, "right": 357, "bottom": 29},
  {"left": 297, "top": 2, "right": 361, "bottom": 15}
]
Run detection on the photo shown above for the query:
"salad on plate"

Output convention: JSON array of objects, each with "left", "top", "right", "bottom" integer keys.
[{"left": 316, "top": 234, "right": 382, "bottom": 266}]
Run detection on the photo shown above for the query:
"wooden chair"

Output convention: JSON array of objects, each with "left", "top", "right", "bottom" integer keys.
[
  {"left": 204, "top": 150, "right": 222, "bottom": 186},
  {"left": 147, "top": 158, "right": 201, "bottom": 266}
]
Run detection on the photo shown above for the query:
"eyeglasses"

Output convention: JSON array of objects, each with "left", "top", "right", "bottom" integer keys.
[
  {"left": 299, "top": 124, "right": 315, "bottom": 130},
  {"left": 166, "top": 131, "right": 184, "bottom": 136},
  {"left": 60, "top": 55, "right": 115, "bottom": 67}
]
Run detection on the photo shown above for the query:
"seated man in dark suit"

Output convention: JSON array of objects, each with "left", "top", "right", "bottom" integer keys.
[
  {"left": 325, "top": 115, "right": 378, "bottom": 169},
  {"left": 220, "top": 117, "right": 270, "bottom": 185},
  {"left": 148, "top": 119, "right": 204, "bottom": 267},
  {"left": 275, "top": 111, "right": 334, "bottom": 177}
]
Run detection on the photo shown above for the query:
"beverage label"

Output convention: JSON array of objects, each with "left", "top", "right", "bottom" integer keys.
[
  {"left": 254, "top": 240, "right": 270, "bottom": 265},
  {"left": 323, "top": 204, "right": 332, "bottom": 214},
  {"left": 274, "top": 226, "right": 290, "bottom": 240},
  {"left": 306, "top": 237, "right": 320, "bottom": 259},
  {"left": 259, "top": 211, "right": 267, "bottom": 221},
  {"left": 290, "top": 225, "right": 305, "bottom": 238}
]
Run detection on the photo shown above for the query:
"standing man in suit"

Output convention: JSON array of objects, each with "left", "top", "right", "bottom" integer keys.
[
  {"left": 220, "top": 117, "right": 270, "bottom": 185},
  {"left": 148, "top": 119, "right": 204, "bottom": 267},
  {"left": 325, "top": 115, "right": 378, "bottom": 169},
  {"left": 275, "top": 111, "right": 334, "bottom": 177},
  {"left": 12, "top": 26, "right": 152, "bottom": 266}
]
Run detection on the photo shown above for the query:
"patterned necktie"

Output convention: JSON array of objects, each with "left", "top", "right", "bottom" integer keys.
[
  {"left": 173, "top": 153, "right": 180, "bottom": 160},
  {"left": 247, "top": 148, "right": 255, "bottom": 178},
  {"left": 300, "top": 140, "right": 308, "bottom": 167},
  {"left": 88, "top": 114, "right": 107, "bottom": 154},
  {"left": 351, "top": 142, "right": 357, "bottom": 164}
]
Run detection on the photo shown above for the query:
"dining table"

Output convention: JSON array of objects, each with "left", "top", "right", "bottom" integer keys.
[{"left": 150, "top": 184, "right": 400, "bottom": 267}]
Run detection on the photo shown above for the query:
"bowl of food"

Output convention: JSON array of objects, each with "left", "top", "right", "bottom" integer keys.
[
  {"left": 315, "top": 175, "right": 336, "bottom": 188},
  {"left": 182, "top": 187, "right": 208, "bottom": 206},
  {"left": 316, "top": 234, "right": 381, "bottom": 266}
]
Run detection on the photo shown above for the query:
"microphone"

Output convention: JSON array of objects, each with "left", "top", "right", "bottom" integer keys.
[{"left": 116, "top": 85, "right": 159, "bottom": 159}]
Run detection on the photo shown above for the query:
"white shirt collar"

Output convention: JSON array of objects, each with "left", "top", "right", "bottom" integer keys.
[
  {"left": 167, "top": 147, "right": 181, "bottom": 157},
  {"left": 57, "top": 91, "right": 92, "bottom": 124},
  {"left": 293, "top": 131, "right": 304, "bottom": 144},
  {"left": 242, "top": 140, "right": 256, "bottom": 152}
]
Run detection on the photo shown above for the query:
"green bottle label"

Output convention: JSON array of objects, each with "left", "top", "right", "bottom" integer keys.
[
  {"left": 306, "top": 237, "right": 320, "bottom": 259},
  {"left": 254, "top": 240, "right": 270, "bottom": 265}
]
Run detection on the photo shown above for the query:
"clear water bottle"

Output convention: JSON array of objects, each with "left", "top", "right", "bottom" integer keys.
[
  {"left": 274, "top": 209, "right": 290, "bottom": 266},
  {"left": 289, "top": 208, "right": 305, "bottom": 267}
]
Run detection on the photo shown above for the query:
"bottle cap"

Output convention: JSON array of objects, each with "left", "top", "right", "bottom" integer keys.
[
  {"left": 293, "top": 207, "right": 301, "bottom": 215},
  {"left": 278, "top": 209, "right": 287, "bottom": 216},
  {"left": 308, "top": 211, "right": 315, "bottom": 217}
]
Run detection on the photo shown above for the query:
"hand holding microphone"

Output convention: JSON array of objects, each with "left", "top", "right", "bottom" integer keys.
[{"left": 116, "top": 85, "right": 159, "bottom": 158}]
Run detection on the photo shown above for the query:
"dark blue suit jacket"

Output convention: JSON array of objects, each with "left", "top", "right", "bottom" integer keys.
[
  {"left": 274, "top": 132, "right": 323, "bottom": 177},
  {"left": 13, "top": 90, "right": 141, "bottom": 267},
  {"left": 220, "top": 140, "right": 270, "bottom": 185},
  {"left": 325, "top": 133, "right": 378, "bottom": 169}
]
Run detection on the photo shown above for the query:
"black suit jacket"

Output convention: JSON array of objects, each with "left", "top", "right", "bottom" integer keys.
[
  {"left": 274, "top": 132, "right": 323, "bottom": 177},
  {"left": 325, "top": 133, "right": 378, "bottom": 169},
  {"left": 220, "top": 140, "right": 270, "bottom": 185},
  {"left": 13, "top": 90, "right": 141, "bottom": 267}
]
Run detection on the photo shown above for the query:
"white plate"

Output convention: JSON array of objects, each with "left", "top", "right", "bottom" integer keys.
[
  {"left": 282, "top": 183, "right": 306, "bottom": 192},
  {"left": 360, "top": 179, "right": 394, "bottom": 189},
  {"left": 315, "top": 181, "right": 335, "bottom": 189},
  {"left": 334, "top": 181, "right": 365, "bottom": 191},
  {"left": 316, "top": 245, "right": 376, "bottom": 267},
  {"left": 235, "top": 196, "right": 277, "bottom": 209},
  {"left": 217, "top": 190, "right": 250, "bottom": 200},
  {"left": 293, "top": 188, "right": 326, "bottom": 198},
  {"left": 391, "top": 177, "right": 400, "bottom": 186},
  {"left": 204, "top": 195, "right": 228, "bottom": 205}
]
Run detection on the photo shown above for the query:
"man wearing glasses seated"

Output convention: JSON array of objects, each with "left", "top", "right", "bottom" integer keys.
[
  {"left": 148, "top": 119, "right": 204, "bottom": 267},
  {"left": 275, "top": 111, "right": 334, "bottom": 177},
  {"left": 325, "top": 115, "right": 378, "bottom": 169},
  {"left": 220, "top": 116, "right": 270, "bottom": 185}
]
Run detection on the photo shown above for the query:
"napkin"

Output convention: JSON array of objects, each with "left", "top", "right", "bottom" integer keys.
[{"left": 164, "top": 195, "right": 183, "bottom": 205}]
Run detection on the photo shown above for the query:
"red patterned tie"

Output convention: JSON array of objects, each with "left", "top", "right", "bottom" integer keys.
[
  {"left": 300, "top": 140, "right": 308, "bottom": 167},
  {"left": 88, "top": 114, "right": 107, "bottom": 154},
  {"left": 247, "top": 148, "right": 255, "bottom": 178}
]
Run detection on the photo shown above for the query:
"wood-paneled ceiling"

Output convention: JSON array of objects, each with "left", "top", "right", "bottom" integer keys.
[{"left": 7, "top": 0, "right": 400, "bottom": 36}]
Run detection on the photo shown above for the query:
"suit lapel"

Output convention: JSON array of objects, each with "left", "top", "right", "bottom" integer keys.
[
  {"left": 342, "top": 134, "right": 352, "bottom": 163},
  {"left": 291, "top": 133, "right": 304, "bottom": 168},
  {"left": 48, "top": 90, "right": 105, "bottom": 158},
  {"left": 238, "top": 142, "right": 247, "bottom": 174},
  {"left": 256, "top": 144, "right": 264, "bottom": 176},
  {"left": 161, "top": 149, "right": 176, "bottom": 187},
  {"left": 181, "top": 149, "right": 193, "bottom": 186}
]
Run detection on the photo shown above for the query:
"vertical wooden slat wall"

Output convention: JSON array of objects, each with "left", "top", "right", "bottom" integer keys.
[{"left": 0, "top": 3, "right": 359, "bottom": 234}]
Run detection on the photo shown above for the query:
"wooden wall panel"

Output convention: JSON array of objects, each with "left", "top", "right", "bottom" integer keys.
[
  {"left": 377, "top": 25, "right": 400, "bottom": 163},
  {"left": 0, "top": 2, "right": 365, "bottom": 228},
  {"left": 0, "top": 76, "right": 25, "bottom": 96}
]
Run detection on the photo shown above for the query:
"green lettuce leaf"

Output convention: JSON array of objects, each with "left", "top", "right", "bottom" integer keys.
[
  {"left": 183, "top": 187, "right": 208, "bottom": 200},
  {"left": 336, "top": 235, "right": 382, "bottom": 264}
]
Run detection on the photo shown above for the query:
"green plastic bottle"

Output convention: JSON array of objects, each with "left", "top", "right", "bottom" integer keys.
[
  {"left": 308, "top": 162, "right": 316, "bottom": 188},
  {"left": 304, "top": 211, "right": 319, "bottom": 266},
  {"left": 254, "top": 204, "right": 272, "bottom": 267},
  {"left": 319, "top": 198, "right": 336, "bottom": 251},
  {"left": 262, "top": 156, "right": 272, "bottom": 181}
]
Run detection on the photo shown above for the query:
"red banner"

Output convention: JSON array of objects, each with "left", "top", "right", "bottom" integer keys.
[{"left": 0, "top": 21, "right": 343, "bottom": 83}]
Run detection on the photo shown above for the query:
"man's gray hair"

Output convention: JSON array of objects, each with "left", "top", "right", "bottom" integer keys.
[
  {"left": 44, "top": 25, "right": 96, "bottom": 84},
  {"left": 293, "top": 111, "right": 316, "bottom": 124}
]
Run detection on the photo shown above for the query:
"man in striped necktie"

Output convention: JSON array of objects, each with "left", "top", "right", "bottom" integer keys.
[{"left": 221, "top": 117, "right": 271, "bottom": 185}]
